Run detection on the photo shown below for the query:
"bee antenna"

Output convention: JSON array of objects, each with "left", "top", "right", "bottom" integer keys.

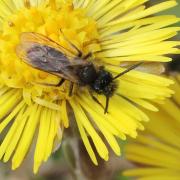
[
  {"left": 104, "top": 96, "right": 110, "bottom": 114},
  {"left": 113, "top": 62, "right": 143, "bottom": 80}
]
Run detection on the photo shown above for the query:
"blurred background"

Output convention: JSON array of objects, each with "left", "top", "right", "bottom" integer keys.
[{"left": 0, "top": 1, "right": 180, "bottom": 180}]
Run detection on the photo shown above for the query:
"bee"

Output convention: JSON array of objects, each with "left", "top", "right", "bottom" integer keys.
[
  {"left": 16, "top": 31, "right": 142, "bottom": 114},
  {"left": 167, "top": 56, "right": 180, "bottom": 73}
]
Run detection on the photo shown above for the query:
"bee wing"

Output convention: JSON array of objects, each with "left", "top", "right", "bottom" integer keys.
[
  {"left": 16, "top": 34, "right": 87, "bottom": 82},
  {"left": 19, "top": 32, "right": 76, "bottom": 56}
]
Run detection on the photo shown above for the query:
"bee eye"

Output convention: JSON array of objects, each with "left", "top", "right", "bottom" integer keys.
[
  {"left": 92, "top": 70, "right": 113, "bottom": 94},
  {"left": 97, "top": 70, "right": 112, "bottom": 85}
]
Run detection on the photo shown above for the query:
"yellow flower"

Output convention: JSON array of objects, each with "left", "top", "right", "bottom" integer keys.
[
  {"left": 123, "top": 74, "right": 180, "bottom": 180},
  {"left": 0, "top": 0, "right": 179, "bottom": 173}
]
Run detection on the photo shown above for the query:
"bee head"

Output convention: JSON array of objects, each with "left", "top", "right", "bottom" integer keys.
[
  {"left": 91, "top": 63, "right": 143, "bottom": 114},
  {"left": 92, "top": 68, "right": 117, "bottom": 97}
]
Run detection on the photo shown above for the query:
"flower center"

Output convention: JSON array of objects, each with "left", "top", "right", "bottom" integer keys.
[{"left": 0, "top": 1, "right": 100, "bottom": 103}]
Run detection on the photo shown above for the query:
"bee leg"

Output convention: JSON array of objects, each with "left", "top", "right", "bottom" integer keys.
[
  {"left": 83, "top": 52, "right": 92, "bottom": 60},
  {"left": 56, "top": 78, "right": 65, "bottom": 86},
  {"left": 34, "top": 78, "right": 65, "bottom": 87},
  {"left": 68, "top": 82, "right": 74, "bottom": 96},
  {"left": 60, "top": 29, "right": 83, "bottom": 57},
  {"left": 89, "top": 91, "right": 104, "bottom": 110},
  {"left": 104, "top": 96, "right": 110, "bottom": 114}
]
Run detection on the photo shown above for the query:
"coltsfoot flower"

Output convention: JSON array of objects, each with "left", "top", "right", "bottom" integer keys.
[
  {"left": 123, "top": 74, "right": 180, "bottom": 180},
  {"left": 0, "top": 0, "right": 179, "bottom": 173}
]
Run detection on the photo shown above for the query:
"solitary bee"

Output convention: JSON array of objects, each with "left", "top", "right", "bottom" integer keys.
[
  {"left": 16, "top": 32, "right": 142, "bottom": 113},
  {"left": 167, "top": 56, "right": 180, "bottom": 73}
]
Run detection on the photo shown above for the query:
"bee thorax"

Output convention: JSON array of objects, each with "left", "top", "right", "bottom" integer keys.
[{"left": 77, "top": 64, "right": 97, "bottom": 84}]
